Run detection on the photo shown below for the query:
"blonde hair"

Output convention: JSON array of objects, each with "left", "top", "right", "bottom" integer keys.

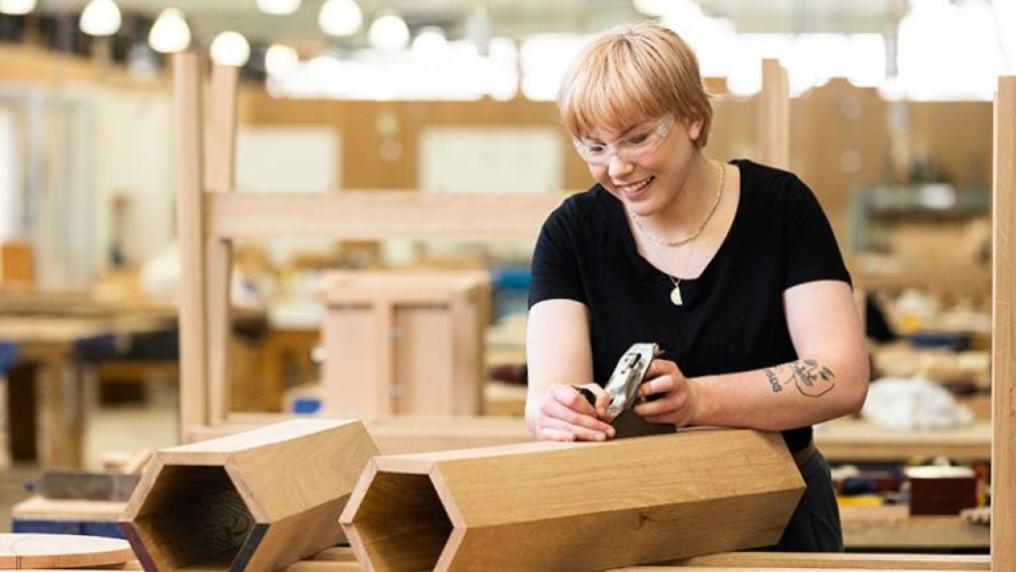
[{"left": 557, "top": 22, "right": 713, "bottom": 147}]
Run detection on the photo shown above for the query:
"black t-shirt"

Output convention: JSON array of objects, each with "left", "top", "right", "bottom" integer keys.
[{"left": 528, "top": 159, "right": 851, "bottom": 452}]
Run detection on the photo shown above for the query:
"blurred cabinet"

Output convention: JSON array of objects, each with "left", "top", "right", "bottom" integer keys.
[{"left": 321, "top": 270, "right": 490, "bottom": 417}]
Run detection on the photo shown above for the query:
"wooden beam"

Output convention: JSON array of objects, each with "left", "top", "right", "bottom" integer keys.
[
  {"left": 121, "top": 419, "right": 378, "bottom": 571},
  {"left": 663, "top": 552, "right": 989, "bottom": 570},
  {"left": 173, "top": 53, "right": 209, "bottom": 434},
  {"left": 205, "top": 192, "right": 565, "bottom": 240},
  {"left": 993, "top": 75, "right": 1016, "bottom": 572},
  {"left": 759, "top": 58, "right": 790, "bottom": 169},
  {"left": 341, "top": 429, "right": 804, "bottom": 571},
  {"left": 205, "top": 64, "right": 239, "bottom": 425}
]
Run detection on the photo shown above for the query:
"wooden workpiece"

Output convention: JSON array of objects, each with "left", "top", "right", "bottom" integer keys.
[
  {"left": 992, "top": 74, "right": 1016, "bottom": 571},
  {"left": 341, "top": 429, "right": 804, "bottom": 571},
  {"left": 121, "top": 419, "right": 378, "bottom": 571}
]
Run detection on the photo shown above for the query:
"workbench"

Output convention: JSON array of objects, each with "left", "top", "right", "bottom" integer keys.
[{"left": 0, "top": 313, "right": 172, "bottom": 467}]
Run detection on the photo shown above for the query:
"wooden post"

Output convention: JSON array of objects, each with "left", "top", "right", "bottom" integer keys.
[
  {"left": 121, "top": 419, "right": 379, "bottom": 571},
  {"left": 341, "top": 429, "right": 804, "bottom": 571},
  {"left": 759, "top": 58, "right": 790, "bottom": 170},
  {"left": 205, "top": 64, "right": 239, "bottom": 425},
  {"left": 992, "top": 75, "right": 1016, "bottom": 572},
  {"left": 173, "top": 53, "right": 209, "bottom": 434}
]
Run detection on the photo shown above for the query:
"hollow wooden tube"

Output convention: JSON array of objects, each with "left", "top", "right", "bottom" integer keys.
[
  {"left": 121, "top": 419, "right": 378, "bottom": 571},
  {"left": 341, "top": 428, "right": 804, "bottom": 571}
]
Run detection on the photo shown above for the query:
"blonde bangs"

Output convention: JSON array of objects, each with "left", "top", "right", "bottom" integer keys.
[{"left": 558, "top": 23, "right": 714, "bottom": 146}]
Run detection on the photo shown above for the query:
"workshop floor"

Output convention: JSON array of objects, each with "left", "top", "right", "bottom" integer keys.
[{"left": 0, "top": 381, "right": 178, "bottom": 532}]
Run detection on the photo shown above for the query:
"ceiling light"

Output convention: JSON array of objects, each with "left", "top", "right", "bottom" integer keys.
[
  {"left": 367, "top": 10, "right": 409, "bottom": 50},
  {"left": 210, "top": 31, "right": 251, "bottom": 67},
  {"left": 318, "top": 0, "right": 362, "bottom": 37},
  {"left": 411, "top": 26, "right": 447, "bottom": 62},
  {"left": 256, "top": 0, "right": 301, "bottom": 16},
  {"left": 79, "top": 0, "right": 122, "bottom": 37},
  {"left": 0, "top": 0, "right": 35, "bottom": 15},
  {"left": 265, "top": 43, "right": 299, "bottom": 77},
  {"left": 148, "top": 8, "right": 191, "bottom": 54},
  {"left": 632, "top": 0, "right": 671, "bottom": 17}
]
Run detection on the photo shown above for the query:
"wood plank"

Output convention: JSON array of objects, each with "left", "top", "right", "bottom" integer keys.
[
  {"left": 993, "top": 74, "right": 1016, "bottom": 572},
  {"left": 205, "top": 64, "right": 240, "bottom": 425},
  {"left": 666, "top": 552, "right": 989, "bottom": 570},
  {"left": 121, "top": 419, "right": 378, "bottom": 571},
  {"left": 759, "top": 59, "right": 789, "bottom": 169},
  {"left": 173, "top": 53, "right": 209, "bottom": 433},
  {"left": 814, "top": 418, "right": 990, "bottom": 462},
  {"left": 341, "top": 429, "right": 804, "bottom": 571},
  {"left": 205, "top": 192, "right": 565, "bottom": 240}
]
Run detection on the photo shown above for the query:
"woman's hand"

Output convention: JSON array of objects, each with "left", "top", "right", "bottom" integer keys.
[
  {"left": 531, "top": 383, "right": 616, "bottom": 442},
  {"left": 633, "top": 359, "right": 700, "bottom": 427}
]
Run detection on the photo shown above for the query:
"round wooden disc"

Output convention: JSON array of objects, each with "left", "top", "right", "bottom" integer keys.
[{"left": 0, "top": 534, "right": 133, "bottom": 569}]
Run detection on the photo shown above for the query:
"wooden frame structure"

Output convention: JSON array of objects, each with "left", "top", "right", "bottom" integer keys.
[{"left": 175, "top": 52, "right": 1013, "bottom": 569}]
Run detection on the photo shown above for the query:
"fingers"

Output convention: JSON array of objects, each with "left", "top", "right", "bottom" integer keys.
[
  {"left": 550, "top": 384, "right": 597, "bottom": 416},
  {"left": 536, "top": 427, "right": 576, "bottom": 442},
  {"left": 578, "top": 383, "right": 612, "bottom": 418},
  {"left": 538, "top": 416, "right": 614, "bottom": 442}
]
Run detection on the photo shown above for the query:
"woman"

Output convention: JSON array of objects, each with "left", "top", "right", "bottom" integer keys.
[{"left": 524, "top": 22, "right": 869, "bottom": 552}]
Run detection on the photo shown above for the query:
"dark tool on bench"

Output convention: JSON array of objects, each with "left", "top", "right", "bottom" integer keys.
[{"left": 573, "top": 342, "right": 662, "bottom": 418}]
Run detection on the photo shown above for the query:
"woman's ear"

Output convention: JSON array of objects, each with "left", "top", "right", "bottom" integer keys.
[{"left": 687, "top": 117, "right": 704, "bottom": 142}]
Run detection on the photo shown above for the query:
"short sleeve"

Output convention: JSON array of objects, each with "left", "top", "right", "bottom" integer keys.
[
  {"left": 783, "top": 176, "right": 852, "bottom": 290},
  {"left": 528, "top": 203, "right": 587, "bottom": 307}
]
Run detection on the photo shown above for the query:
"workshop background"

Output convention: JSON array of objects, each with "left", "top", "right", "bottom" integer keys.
[{"left": 0, "top": 0, "right": 1014, "bottom": 558}]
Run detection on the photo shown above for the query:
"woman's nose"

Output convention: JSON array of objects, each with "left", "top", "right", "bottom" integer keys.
[{"left": 607, "top": 153, "right": 634, "bottom": 178}]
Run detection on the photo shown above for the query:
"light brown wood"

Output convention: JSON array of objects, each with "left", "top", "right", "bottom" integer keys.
[
  {"left": 121, "top": 419, "right": 378, "bottom": 571},
  {"left": 992, "top": 75, "right": 1016, "bottom": 572},
  {"left": 322, "top": 271, "right": 489, "bottom": 418},
  {"left": 667, "top": 552, "right": 989, "bottom": 570},
  {"left": 0, "top": 240, "right": 34, "bottom": 287},
  {"left": 206, "top": 191, "right": 564, "bottom": 240},
  {"left": 173, "top": 53, "right": 210, "bottom": 434},
  {"left": 13, "top": 496, "right": 125, "bottom": 523},
  {"left": 814, "top": 418, "right": 990, "bottom": 462},
  {"left": 205, "top": 64, "right": 240, "bottom": 425},
  {"left": 759, "top": 59, "right": 790, "bottom": 170},
  {"left": 341, "top": 428, "right": 804, "bottom": 571},
  {"left": 0, "top": 533, "right": 132, "bottom": 569}
]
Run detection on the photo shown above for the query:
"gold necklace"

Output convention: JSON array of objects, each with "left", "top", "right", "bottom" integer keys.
[
  {"left": 632, "top": 163, "right": 726, "bottom": 306},
  {"left": 631, "top": 162, "right": 725, "bottom": 247}
]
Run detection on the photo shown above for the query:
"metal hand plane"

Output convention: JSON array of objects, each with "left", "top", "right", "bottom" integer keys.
[{"left": 575, "top": 342, "right": 661, "bottom": 419}]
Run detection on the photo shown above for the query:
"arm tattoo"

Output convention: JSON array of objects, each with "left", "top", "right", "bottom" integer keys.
[{"left": 763, "top": 359, "right": 836, "bottom": 397}]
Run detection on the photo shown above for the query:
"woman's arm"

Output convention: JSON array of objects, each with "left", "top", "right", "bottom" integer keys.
[
  {"left": 635, "top": 280, "right": 869, "bottom": 431},
  {"left": 525, "top": 299, "right": 615, "bottom": 441}
]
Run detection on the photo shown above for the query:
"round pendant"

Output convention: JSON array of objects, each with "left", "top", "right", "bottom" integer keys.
[{"left": 670, "top": 286, "right": 683, "bottom": 306}]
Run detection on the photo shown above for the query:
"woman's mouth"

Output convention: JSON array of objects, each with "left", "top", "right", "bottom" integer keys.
[{"left": 615, "top": 176, "right": 654, "bottom": 200}]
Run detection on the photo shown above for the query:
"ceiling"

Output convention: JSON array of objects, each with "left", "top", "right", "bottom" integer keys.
[{"left": 36, "top": 0, "right": 904, "bottom": 48}]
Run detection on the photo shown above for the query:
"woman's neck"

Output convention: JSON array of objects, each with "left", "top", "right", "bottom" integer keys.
[{"left": 640, "top": 153, "right": 719, "bottom": 236}]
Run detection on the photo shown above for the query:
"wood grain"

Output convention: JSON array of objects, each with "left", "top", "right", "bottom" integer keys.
[
  {"left": 759, "top": 59, "right": 790, "bottom": 170},
  {"left": 205, "top": 191, "right": 564, "bottom": 240},
  {"left": 121, "top": 419, "right": 378, "bottom": 570},
  {"left": 205, "top": 64, "right": 240, "bottom": 426},
  {"left": 0, "top": 533, "right": 132, "bottom": 569},
  {"left": 173, "top": 52, "right": 209, "bottom": 434},
  {"left": 341, "top": 428, "right": 804, "bottom": 571},
  {"left": 992, "top": 75, "right": 1016, "bottom": 572}
]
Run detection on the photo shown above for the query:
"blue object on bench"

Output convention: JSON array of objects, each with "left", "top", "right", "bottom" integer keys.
[
  {"left": 292, "top": 397, "right": 322, "bottom": 415},
  {"left": 13, "top": 519, "right": 124, "bottom": 539},
  {"left": 0, "top": 341, "right": 19, "bottom": 375}
]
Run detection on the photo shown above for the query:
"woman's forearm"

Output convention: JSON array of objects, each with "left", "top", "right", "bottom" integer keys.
[{"left": 690, "top": 354, "right": 869, "bottom": 431}]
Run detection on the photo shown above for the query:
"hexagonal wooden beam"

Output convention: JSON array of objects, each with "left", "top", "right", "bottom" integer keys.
[
  {"left": 341, "top": 428, "right": 804, "bottom": 571},
  {"left": 121, "top": 419, "right": 378, "bottom": 571}
]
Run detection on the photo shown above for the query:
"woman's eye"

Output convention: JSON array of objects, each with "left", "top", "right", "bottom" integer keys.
[
  {"left": 587, "top": 144, "right": 606, "bottom": 154},
  {"left": 625, "top": 134, "right": 650, "bottom": 146}
]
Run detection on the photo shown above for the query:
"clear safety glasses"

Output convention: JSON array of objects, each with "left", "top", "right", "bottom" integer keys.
[{"left": 572, "top": 115, "right": 674, "bottom": 166}]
